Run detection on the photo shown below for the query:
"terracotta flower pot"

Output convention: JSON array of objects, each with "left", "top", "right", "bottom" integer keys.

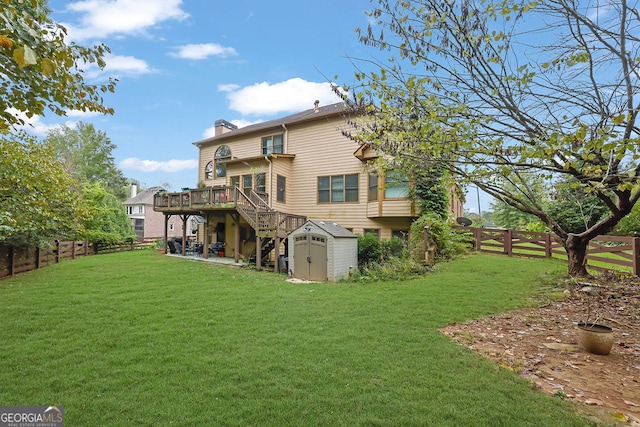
[{"left": 577, "top": 322, "right": 614, "bottom": 355}]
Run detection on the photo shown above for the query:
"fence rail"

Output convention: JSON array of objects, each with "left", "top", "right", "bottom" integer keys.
[
  {"left": 0, "top": 240, "right": 154, "bottom": 280},
  {"left": 453, "top": 226, "right": 640, "bottom": 276}
]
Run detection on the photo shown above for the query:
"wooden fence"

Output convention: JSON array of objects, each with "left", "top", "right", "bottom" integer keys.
[
  {"left": 0, "top": 240, "right": 154, "bottom": 280},
  {"left": 453, "top": 226, "right": 640, "bottom": 276}
]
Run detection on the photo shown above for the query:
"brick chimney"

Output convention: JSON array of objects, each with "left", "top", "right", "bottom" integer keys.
[{"left": 214, "top": 119, "right": 238, "bottom": 136}]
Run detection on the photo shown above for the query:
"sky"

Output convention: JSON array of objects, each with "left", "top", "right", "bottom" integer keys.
[{"left": 27, "top": 0, "right": 491, "bottom": 213}]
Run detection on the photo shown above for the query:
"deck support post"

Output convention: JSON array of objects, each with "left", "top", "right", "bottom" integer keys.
[
  {"left": 163, "top": 215, "right": 169, "bottom": 252},
  {"left": 233, "top": 213, "right": 241, "bottom": 264},
  {"left": 273, "top": 236, "right": 280, "bottom": 273},
  {"left": 203, "top": 213, "right": 210, "bottom": 259},
  {"left": 256, "top": 236, "right": 262, "bottom": 270},
  {"left": 180, "top": 214, "right": 189, "bottom": 256}
]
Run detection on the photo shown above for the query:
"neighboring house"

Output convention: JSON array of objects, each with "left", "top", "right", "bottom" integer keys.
[
  {"left": 124, "top": 185, "right": 191, "bottom": 241},
  {"left": 153, "top": 101, "right": 463, "bottom": 268}
]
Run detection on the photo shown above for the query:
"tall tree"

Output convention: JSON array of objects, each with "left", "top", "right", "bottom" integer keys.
[
  {"left": 344, "top": 0, "right": 640, "bottom": 276},
  {"left": 0, "top": 0, "right": 116, "bottom": 131},
  {"left": 82, "top": 182, "right": 135, "bottom": 244},
  {"left": 0, "top": 132, "right": 87, "bottom": 247},
  {"left": 44, "top": 122, "right": 129, "bottom": 200}
]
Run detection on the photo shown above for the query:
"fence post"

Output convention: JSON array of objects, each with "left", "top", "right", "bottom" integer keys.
[
  {"left": 474, "top": 227, "right": 481, "bottom": 251},
  {"left": 424, "top": 226, "right": 435, "bottom": 264},
  {"left": 55, "top": 240, "right": 61, "bottom": 263},
  {"left": 36, "top": 246, "right": 41, "bottom": 269},
  {"left": 84, "top": 240, "right": 89, "bottom": 257},
  {"left": 545, "top": 233, "right": 552, "bottom": 258},
  {"left": 633, "top": 237, "right": 640, "bottom": 277},
  {"left": 504, "top": 229, "right": 512, "bottom": 256}
]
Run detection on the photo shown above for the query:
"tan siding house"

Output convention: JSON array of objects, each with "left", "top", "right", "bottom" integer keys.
[{"left": 154, "top": 101, "right": 462, "bottom": 270}]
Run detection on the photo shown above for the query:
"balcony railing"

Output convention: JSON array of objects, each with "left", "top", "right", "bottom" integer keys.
[
  {"left": 153, "top": 186, "right": 307, "bottom": 237},
  {"left": 153, "top": 186, "right": 236, "bottom": 212}
]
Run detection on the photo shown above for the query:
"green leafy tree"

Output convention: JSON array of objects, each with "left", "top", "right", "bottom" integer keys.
[
  {"left": 82, "top": 182, "right": 135, "bottom": 244},
  {"left": 614, "top": 202, "right": 640, "bottom": 236},
  {"left": 0, "top": 132, "right": 87, "bottom": 247},
  {"left": 546, "top": 179, "right": 609, "bottom": 234},
  {"left": 491, "top": 200, "right": 542, "bottom": 230},
  {"left": 44, "top": 122, "right": 129, "bottom": 200},
  {"left": 0, "top": 0, "right": 115, "bottom": 131},
  {"left": 344, "top": 0, "right": 640, "bottom": 276}
]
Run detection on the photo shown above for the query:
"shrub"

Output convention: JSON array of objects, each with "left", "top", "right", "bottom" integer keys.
[
  {"left": 350, "top": 256, "right": 431, "bottom": 282},
  {"left": 380, "top": 236, "right": 407, "bottom": 261},
  {"left": 357, "top": 233, "right": 382, "bottom": 266},
  {"left": 410, "top": 215, "right": 468, "bottom": 262}
]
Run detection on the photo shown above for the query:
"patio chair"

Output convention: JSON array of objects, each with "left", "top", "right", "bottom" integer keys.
[{"left": 209, "top": 242, "right": 224, "bottom": 256}]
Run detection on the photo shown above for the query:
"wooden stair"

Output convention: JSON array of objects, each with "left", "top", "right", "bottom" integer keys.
[{"left": 233, "top": 188, "right": 306, "bottom": 238}]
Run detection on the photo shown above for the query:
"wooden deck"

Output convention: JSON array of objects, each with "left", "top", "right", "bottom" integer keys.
[{"left": 153, "top": 186, "right": 306, "bottom": 238}]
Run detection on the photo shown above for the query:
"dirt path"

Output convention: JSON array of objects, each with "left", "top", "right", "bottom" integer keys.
[{"left": 441, "top": 273, "right": 640, "bottom": 425}]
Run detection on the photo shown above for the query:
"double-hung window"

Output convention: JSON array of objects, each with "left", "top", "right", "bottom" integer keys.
[
  {"left": 215, "top": 145, "right": 231, "bottom": 178},
  {"left": 261, "top": 134, "right": 284, "bottom": 155},
  {"left": 204, "top": 161, "right": 213, "bottom": 180},
  {"left": 368, "top": 174, "right": 378, "bottom": 201},
  {"left": 317, "top": 174, "right": 358, "bottom": 203}
]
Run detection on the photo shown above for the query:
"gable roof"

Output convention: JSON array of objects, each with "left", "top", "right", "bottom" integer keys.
[
  {"left": 194, "top": 102, "right": 348, "bottom": 148},
  {"left": 123, "top": 186, "right": 164, "bottom": 205},
  {"left": 304, "top": 220, "right": 356, "bottom": 238}
]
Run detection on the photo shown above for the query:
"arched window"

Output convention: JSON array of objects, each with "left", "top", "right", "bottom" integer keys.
[
  {"left": 215, "top": 145, "right": 231, "bottom": 178},
  {"left": 204, "top": 161, "right": 213, "bottom": 180}
]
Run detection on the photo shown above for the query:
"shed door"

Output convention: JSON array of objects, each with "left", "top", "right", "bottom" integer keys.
[{"left": 294, "top": 234, "right": 327, "bottom": 281}]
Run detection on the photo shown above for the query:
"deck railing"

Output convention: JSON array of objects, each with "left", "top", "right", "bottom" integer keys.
[{"left": 154, "top": 186, "right": 305, "bottom": 237}]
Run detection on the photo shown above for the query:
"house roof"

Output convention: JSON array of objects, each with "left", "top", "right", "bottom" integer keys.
[
  {"left": 193, "top": 102, "right": 348, "bottom": 148},
  {"left": 123, "top": 186, "right": 164, "bottom": 205},
  {"left": 303, "top": 220, "right": 356, "bottom": 238}
]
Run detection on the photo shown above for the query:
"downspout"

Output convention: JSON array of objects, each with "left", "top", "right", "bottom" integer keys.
[
  {"left": 281, "top": 123, "right": 288, "bottom": 153},
  {"left": 265, "top": 155, "right": 272, "bottom": 208}
]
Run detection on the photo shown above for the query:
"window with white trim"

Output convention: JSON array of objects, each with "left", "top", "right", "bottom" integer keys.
[
  {"left": 215, "top": 145, "right": 231, "bottom": 178},
  {"left": 261, "top": 134, "right": 284, "bottom": 155}
]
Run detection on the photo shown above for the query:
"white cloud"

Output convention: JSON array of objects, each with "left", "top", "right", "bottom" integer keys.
[
  {"left": 62, "top": 0, "right": 189, "bottom": 41},
  {"left": 119, "top": 157, "right": 198, "bottom": 172},
  {"left": 83, "top": 54, "right": 155, "bottom": 80},
  {"left": 65, "top": 109, "right": 103, "bottom": 118},
  {"left": 218, "top": 83, "right": 240, "bottom": 92},
  {"left": 221, "top": 78, "right": 342, "bottom": 116},
  {"left": 7, "top": 108, "right": 77, "bottom": 136},
  {"left": 170, "top": 43, "right": 238, "bottom": 60}
]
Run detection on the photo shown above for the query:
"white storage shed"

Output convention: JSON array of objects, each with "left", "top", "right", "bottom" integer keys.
[{"left": 288, "top": 220, "right": 357, "bottom": 282}]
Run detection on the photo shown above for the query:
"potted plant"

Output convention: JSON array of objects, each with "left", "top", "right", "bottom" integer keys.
[
  {"left": 576, "top": 284, "right": 614, "bottom": 355},
  {"left": 155, "top": 238, "right": 166, "bottom": 254}
]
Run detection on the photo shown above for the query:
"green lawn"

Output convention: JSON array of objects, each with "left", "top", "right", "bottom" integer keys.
[{"left": 0, "top": 251, "right": 594, "bottom": 426}]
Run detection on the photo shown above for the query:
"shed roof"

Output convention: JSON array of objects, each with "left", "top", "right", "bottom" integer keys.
[{"left": 303, "top": 220, "right": 356, "bottom": 238}]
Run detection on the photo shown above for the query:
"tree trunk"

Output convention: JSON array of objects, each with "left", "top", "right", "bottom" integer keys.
[{"left": 565, "top": 234, "right": 589, "bottom": 277}]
